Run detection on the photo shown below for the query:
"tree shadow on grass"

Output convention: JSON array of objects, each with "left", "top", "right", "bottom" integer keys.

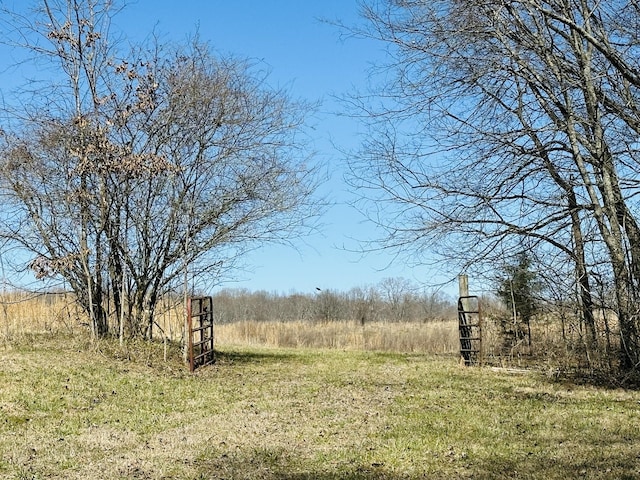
[
  {"left": 194, "top": 447, "right": 418, "bottom": 480},
  {"left": 552, "top": 368, "right": 640, "bottom": 391},
  {"left": 192, "top": 443, "right": 640, "bottom": 480},
  {"left": 212, "top": 348, "right": 301, "bottom": 367},
  {"left": 466, "top": 447, "right": 640, "bottom": 480}
]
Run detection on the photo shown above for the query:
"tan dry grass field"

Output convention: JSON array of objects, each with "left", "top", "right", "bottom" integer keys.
[
  {"left": 216, "top": 319, "right": 459, "bottom": 354},
  {"left": 0, "top": 292, "right": 584, "bottom": 366},
  {"left": 0, "top": 292, "right": 462, "bottom": 355}
]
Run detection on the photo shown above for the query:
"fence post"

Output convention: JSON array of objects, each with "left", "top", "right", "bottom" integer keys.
[{"left": 459, "top": 274, "right": 469, "bottom": 299}]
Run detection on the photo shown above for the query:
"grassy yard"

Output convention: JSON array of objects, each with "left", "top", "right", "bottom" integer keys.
[{"left": 1, "top": 334, "right": 640, "bottom": 479}]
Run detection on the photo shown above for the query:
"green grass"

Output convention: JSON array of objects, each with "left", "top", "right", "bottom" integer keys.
[{"left": 1, "top": 334, "right": 640, "bottom": 479}]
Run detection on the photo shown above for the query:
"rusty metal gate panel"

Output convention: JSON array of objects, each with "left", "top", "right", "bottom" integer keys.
[
  {"left": 458, "top": 295, "right": 482, "bottom": 366},
  {"left": 187, "top": 296, "right": 215, "bottom": 372}
]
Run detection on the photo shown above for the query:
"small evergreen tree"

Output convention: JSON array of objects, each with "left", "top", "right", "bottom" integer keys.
[{"left": 496, "top": 252, "right": 541, "bottom": 348}]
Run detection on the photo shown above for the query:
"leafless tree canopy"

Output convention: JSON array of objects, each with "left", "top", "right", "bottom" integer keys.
[
  {"left": 348, "top": 0, "right": 640, "bottom": 369},
  {"left": 0, "top": 0, "right": 322, "bottom": 339},
  {"left": 212, "top": 279, "right": 454, "bottom": 325}
]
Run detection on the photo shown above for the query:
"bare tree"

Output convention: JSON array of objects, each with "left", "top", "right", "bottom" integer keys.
[
  {"left": 346, "top": 285, "right": 379, "bottom": 325},
  {"left": 378, "top": 277, "right": 414, "bottom": 322},
  {"left": 0, "top": 0, "right": 322, "bottom": 340},
  {"left": 347, "top": 0, "right": 640, "bottom": 369}
]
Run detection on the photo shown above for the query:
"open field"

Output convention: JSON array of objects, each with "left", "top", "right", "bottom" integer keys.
[
  {"left": 216, "top": 320, "right": 459, "bottom": 355},
  {"left": 2, "top": 334, "right": 640, "bottom": 479},
  {"left": 0, "top": 291, "right": 588, "bottom": 370},
  {"left": 0, "top": 292, "right": 462, "bottom": 355}
]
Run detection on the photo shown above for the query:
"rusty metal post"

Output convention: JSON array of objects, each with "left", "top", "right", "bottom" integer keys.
[{"left": 187, "top": 296, "right": 194, "bottom": 372}]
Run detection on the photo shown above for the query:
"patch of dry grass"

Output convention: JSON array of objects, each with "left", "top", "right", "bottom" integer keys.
[
  {"left": 2, "top": 333, "right": 640, "bottom": 479},
  {"left": 215, "top": 320, "right": 459, "bottom": 354},
  {"left": 0, "top": 292, "right": 80, "bottom": 340}
]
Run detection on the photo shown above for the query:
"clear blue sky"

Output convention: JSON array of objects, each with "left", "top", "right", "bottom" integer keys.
[
  {"left": 118, "top": 1, "right": 458, "bottom": 295},
  {"left": 0, "top": 1, "right": 459, "bottom": 296}
]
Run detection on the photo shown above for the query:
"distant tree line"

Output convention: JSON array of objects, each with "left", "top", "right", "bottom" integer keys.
[{"left": 211, "top": 278, "right": 455, "bottom": 324}]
